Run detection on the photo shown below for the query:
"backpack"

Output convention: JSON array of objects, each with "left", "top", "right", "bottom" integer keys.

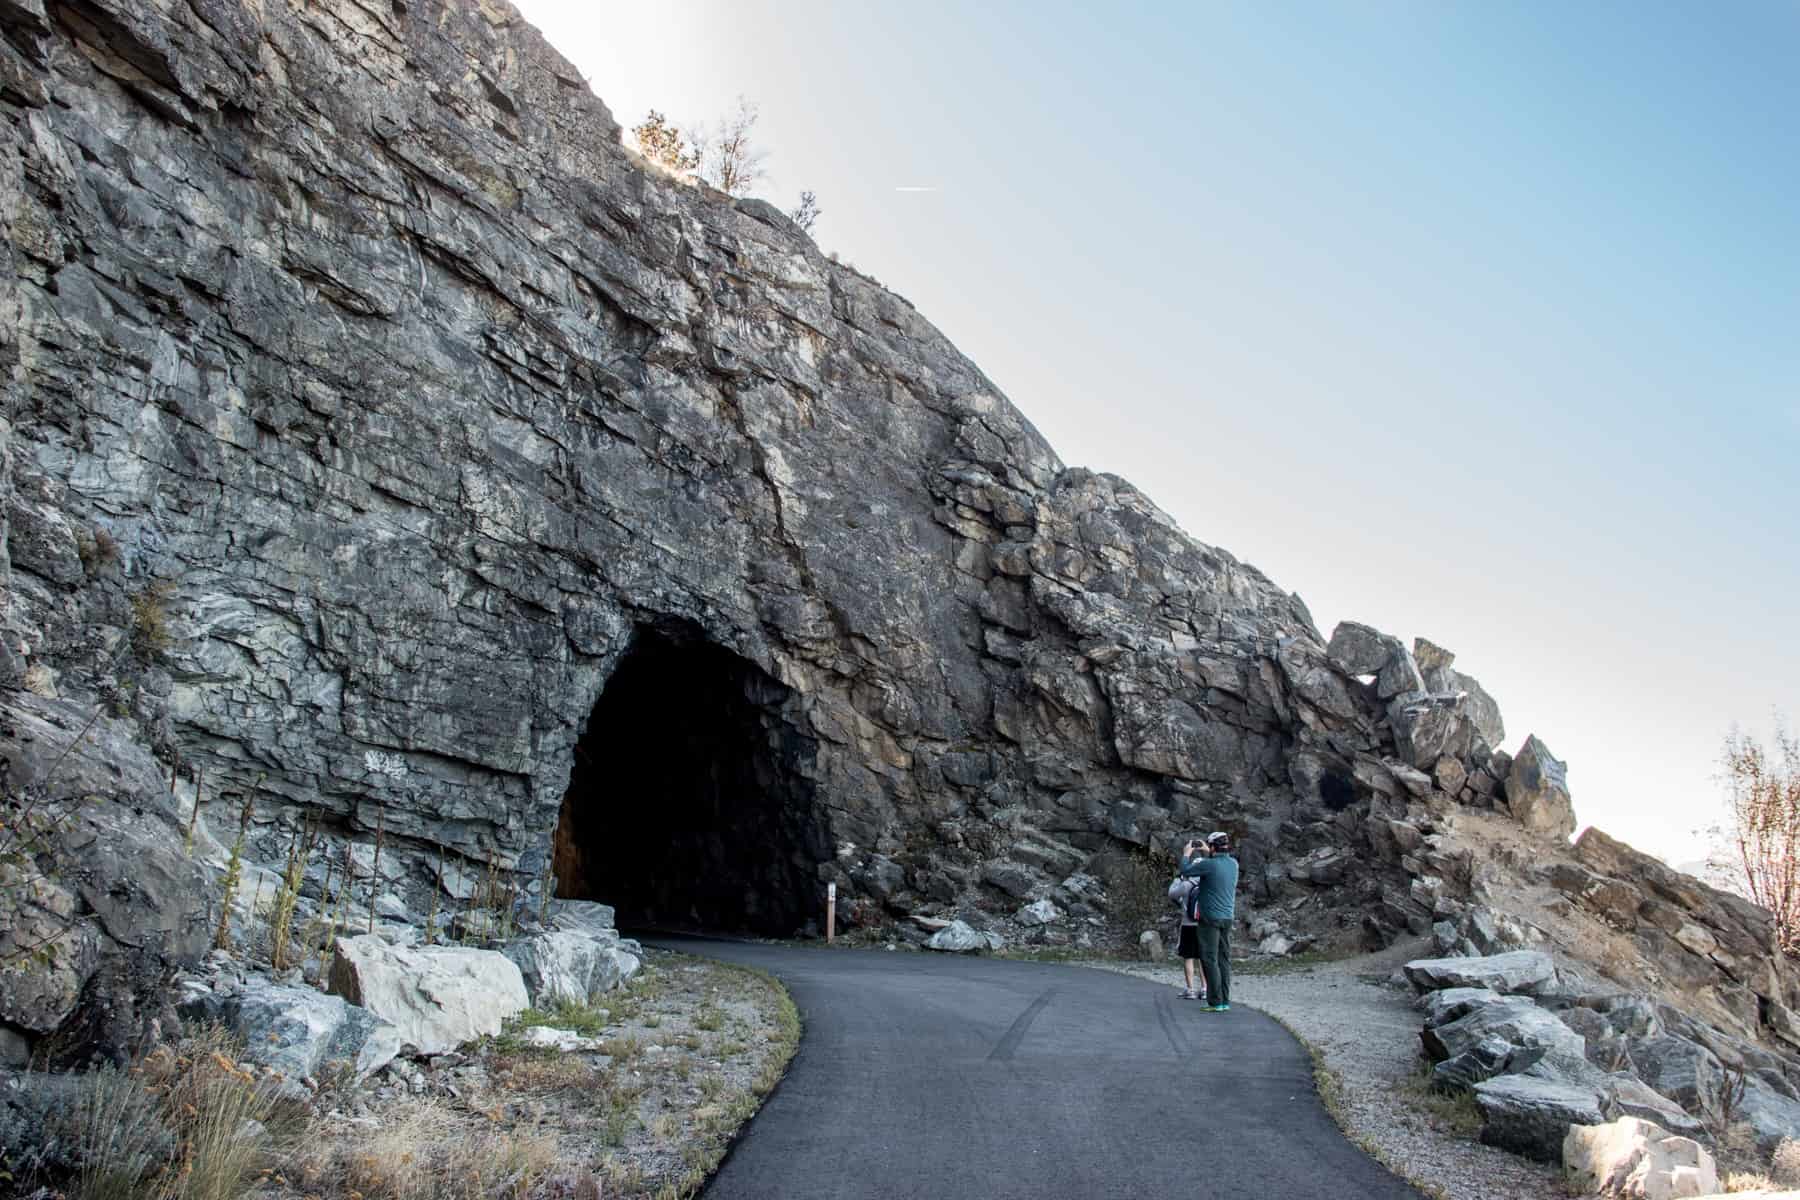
[
  {"left": 1184, "top": 874, "right": 1207, "bottom": 925},
  {"left": 1167, "top": 875, "right": 1194, "bottom": 916}
]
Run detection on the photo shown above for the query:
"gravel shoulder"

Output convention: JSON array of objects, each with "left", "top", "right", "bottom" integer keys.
[{"left": 1076, "top": 940, "right": 1566, "bottom": 1200}]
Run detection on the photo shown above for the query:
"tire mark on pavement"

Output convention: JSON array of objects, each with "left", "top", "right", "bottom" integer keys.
[
  {"left": 987, "top": 987, "right": 1057, "bottom": 1061},
  {"left": 1154, "top": 991, "right": 1190, "bottom": 1057}
]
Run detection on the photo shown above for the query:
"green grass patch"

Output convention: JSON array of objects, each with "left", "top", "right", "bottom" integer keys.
[{"left": 1400, "top": 1057, "right": 1484, "bottom": 1138}]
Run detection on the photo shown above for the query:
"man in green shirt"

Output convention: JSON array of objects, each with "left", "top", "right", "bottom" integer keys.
[{"left": 1180, "top": 831, "right": 1239, "bottom": 1011}]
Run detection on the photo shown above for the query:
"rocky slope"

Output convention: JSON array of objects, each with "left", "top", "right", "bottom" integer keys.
[{"left": 1, "top": 0, "right": 1796, "bottom": 1081}]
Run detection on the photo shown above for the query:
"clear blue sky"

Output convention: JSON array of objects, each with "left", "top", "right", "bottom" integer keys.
[{"left": 512, "top": 0, "right": 1799, "bottom": 864}]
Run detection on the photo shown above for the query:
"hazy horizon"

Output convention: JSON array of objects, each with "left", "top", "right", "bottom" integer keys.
[{"left": 511, "top": 0, "right": 1799, "bottom": 867}]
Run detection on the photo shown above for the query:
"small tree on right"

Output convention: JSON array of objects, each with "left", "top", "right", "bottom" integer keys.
[{"left": 1720, "top": 720, "right": 1800, "bottom": 954}]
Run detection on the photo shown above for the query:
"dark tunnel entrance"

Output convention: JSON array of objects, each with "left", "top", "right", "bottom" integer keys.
[{"left": 552, "top": 623, "right": 826, "bottom": 935}]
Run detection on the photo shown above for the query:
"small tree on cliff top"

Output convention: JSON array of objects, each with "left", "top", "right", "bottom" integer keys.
[
  {"left": 631, "top": 110, "right": 699, "bottom": 174},
  {"left": 688, "top": 96, "right": 767, "bottom": 196},
  {"left": 1720, "top": 720, "right": 1800, "bottom": 954}
]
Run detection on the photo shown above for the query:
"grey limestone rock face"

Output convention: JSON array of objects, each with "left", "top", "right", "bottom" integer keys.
[
  {"left": 1431, "top": 1034, "right": 1542, "bottom": 1093},
  {"left": 1602, "top": 1074, "right": 1707, "bottom": 1139},
  {"left": 0, "top": 0, "right": 1394, "bottom": 942},
  {"left": 0, "top": 695, "right": 212, "bottom": 1063},
  {"left": 1419, "top": 986, "right": 1506, "bottom": 1029}
]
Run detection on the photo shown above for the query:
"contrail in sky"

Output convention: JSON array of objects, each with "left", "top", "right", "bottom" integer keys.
[{"left": 894, "top": 186, "right": 939, "bottom": 192}]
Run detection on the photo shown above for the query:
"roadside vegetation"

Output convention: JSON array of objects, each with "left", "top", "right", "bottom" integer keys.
[{"left": 1, "top": 952, "right": 798, "bottom": 1200}]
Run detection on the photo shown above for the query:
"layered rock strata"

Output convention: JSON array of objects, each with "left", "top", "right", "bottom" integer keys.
[{"left": 0, "top": 0, "right": 1506, "bottom": 933}]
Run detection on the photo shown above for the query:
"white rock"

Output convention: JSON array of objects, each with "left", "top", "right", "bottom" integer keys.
[
  {"left": 1257, "top": 933, "right": 1295, "bottom": 956},
  {"left": 502, "top": 931, "right": 641, "bottom": 1008},
  {"left": 1137, "top": 930, "right": 1163, "bottom": 960},
  {"left": 519, "top": 1025, "right": 605, "bottom": 1053},
  {"left": 1014, "top": 899, "right": 1061, "bottom": 927},
  {"left": 925, "top": 920, "right": 1003, "bottom": 953},
  {"left": 1563, "top": 1117, "right": 1718, "bottom": 1199},
  {"left": 328, "top": 934, "right": 529, "bottom": 1055}
]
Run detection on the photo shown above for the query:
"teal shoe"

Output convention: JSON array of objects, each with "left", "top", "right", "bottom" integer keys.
[{"left": 1207, "top": 1003, "right": 1231, "bottom": 1012}]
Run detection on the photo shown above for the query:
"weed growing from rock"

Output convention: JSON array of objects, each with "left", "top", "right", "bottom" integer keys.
[
  {"left": 128, "top": 580, "right": 177, "bottom": 661},
  {"left": 212, "top": 794, "right": 254, "bottom": 953},
  {"left": 267, "top": 819, "right": 319, "bottom": 973}
]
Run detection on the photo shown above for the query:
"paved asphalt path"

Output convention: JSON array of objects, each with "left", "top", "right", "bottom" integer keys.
[{"left": 648, "top": 936, "right": 1421, "bottom": 1200}]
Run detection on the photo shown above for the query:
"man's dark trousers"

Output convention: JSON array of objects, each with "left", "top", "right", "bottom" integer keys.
[{"left": 1197, "top": 918, "right": 1231, "bottom": 1005}]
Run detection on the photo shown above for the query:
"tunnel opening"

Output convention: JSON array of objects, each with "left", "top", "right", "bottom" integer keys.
[{"left": 552, "top": 623, "right": 825, "bottom": 936}]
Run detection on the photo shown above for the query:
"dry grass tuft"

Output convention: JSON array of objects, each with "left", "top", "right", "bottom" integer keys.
[
  {"left": 492, "top": 1054, "right": 595, "bottom": 1094},
  {"left": 1724, "top": 1169, "right": 1777, "bottom": 1193},
  {"left": 1770, "top": 1136, "right": 1800, "bottom": 1187},
  {"left": 292, "top": 1101, "right": 556, "bottom": 1200},
  {"left": 1398, "top": 1057, "right": 1484, "bottom": 1138},
  {"left": 129, "top": 580, "right": 177, "bottom": 659},
  {"left": 18, "top": 1028, "right": 289, "bottom": 1200},
  {"left": 136, "top": 1028, "right": 294, "bottom": 1200}
]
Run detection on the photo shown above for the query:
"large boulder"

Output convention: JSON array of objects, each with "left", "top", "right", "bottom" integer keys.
[
  {"left": 1326, "top": 621, "right": 1426, "bottom": 699},
  {"left": 1432, "top": 1035, "right": 1542, "bottom": 1093},
  {"left": 1388, "top": 695, "right": 1476, "bottom": 770},
  {"left": 1626, "top": 1036, "right": 1726, "bottom": 1122},
  {"left": 502, "top": 931, "right": 640, "bottom": 1008},
  {"left": 925, "top": 921, "right": 1003, "bottom": 954},
  {"left": 1419, "top": 987, "right": 1507, "bottom": 1028},
  {"left": 1473, "top": 1075, "right": 1606, "bottom": 1162},
  {"left": 1422, "top": 995, "right": 1590, "bottom": 1075},
  {"left": 1736, "top": 1075, "right": 1800, "bottom": 1154},
  {"left": 184, "top": 979, "right": 400, "bottom": 1081},
  {"left": 544, "top": 900, "right": 618, "bottom": 938},
  {"left": 1563, "top": 1117, "right": 1718, "bottom": 1199},
  {"left": 1506, "top": 735, "right": 1576, "bottom": 841},
  {"left": 327, "top": 935, "right": 528, "bottom": 1055},
  {"left": 1405, "top": 951, "right": 1557, "bottom": 997},
  {"left": 1604, "top": 1075, "right": 1707, "bottom": 1139}
]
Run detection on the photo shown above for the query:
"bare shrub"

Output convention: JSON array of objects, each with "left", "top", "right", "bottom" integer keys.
[
  {"left": 789, "top": 190, "right": 820, "bottom": 233},
  {"left": 1719, "top": 721, "right": 1800, "bottom": 953},
  {"left": 1094, "top": 841, "right": 1178, "bottom": 947},
  {"left": 1, "top": 1029, "right": 285, "bottom": 1200},
  {"left": 688, "top": 96, "right": 766, "bottom": 196}
]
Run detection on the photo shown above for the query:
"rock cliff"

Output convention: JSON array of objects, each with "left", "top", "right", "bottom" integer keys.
[{"left": 1, "top": 0, "right": 1795, "bottom": 1067}]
